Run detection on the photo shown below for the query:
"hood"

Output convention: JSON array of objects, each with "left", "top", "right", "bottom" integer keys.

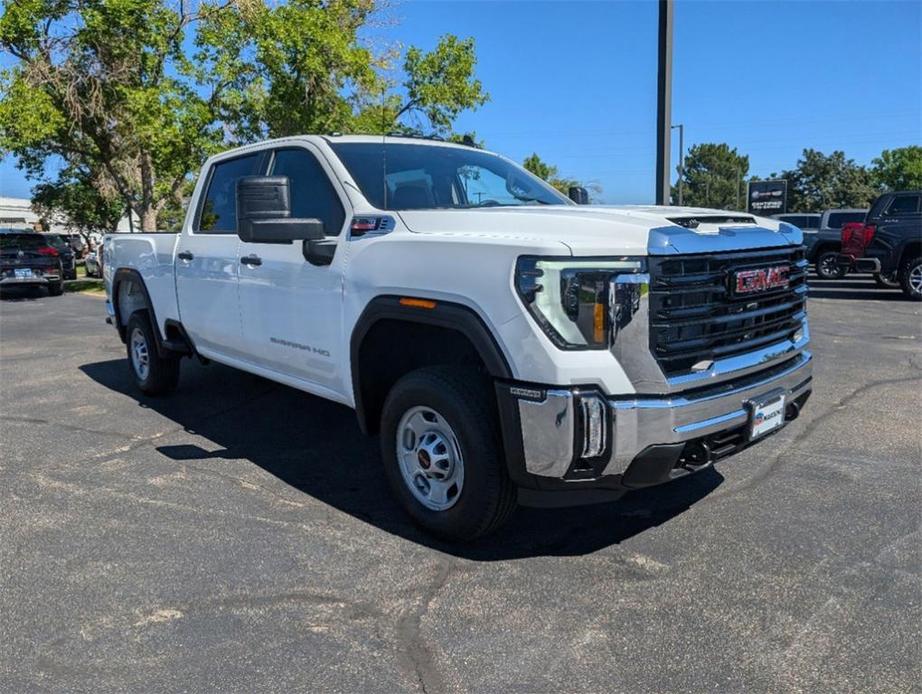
[{"left": 396, "top": 205, "right": 802, "bottom": 256}]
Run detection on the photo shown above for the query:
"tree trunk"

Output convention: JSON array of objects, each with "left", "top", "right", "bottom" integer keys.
[{"left": 140, "top": 207, "right": 158, "bottom": 232}]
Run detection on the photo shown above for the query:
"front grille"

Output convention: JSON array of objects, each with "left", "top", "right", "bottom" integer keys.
[{"left": 647, "top": 246, "right": 807, "bottom": 376}]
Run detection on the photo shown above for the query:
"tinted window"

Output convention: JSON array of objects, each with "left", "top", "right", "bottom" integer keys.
[
  {"left": 270, "top": 148, "right": 345, "bottom": 235},
  {"left": 198, "top": 153, "right": 266, "bottom": 233},
  {"left": 0, "top": 233, "right": 47, "bottom": 250},
  {"left": 329, "top": 142, "right": 568, "bottom": 210},
  {"left": 799, "top": 216, "right": 820, "bottom": 230},
  {"left": 826, "top": 212, "right": 866, "bottom": 229},
  {"left": 885, "top": 194, "right": 920, "bottom": 216}
]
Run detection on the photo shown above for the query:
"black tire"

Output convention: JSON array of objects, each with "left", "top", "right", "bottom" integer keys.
[
  {"left": 380, "top": 366, "right": 517, "bottom": 541},
  {"left": 47, "top": 280, "right": 64, "bottom": 296},
  {"left": 873, "top": 271, "right": 900, "bottom": 289},
  {"left": 814, "top": 251, "right": 845, "bottom": 280},
  {"left": 899, "top": 256, "right": 922, "bottom": 301},
  {"left": 126, "top": 312, "right": 180, "bottom": 395}
]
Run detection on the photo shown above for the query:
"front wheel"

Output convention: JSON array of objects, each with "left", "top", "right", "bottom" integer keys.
[
  {"left": 126, "top": 313, "right": 180, "bottom": 395},
  {"left": 900, "top": 256, "right": 922, "bottom": 301},
  {"left": 380, "top": 366, "right": 516, "bottom": 541},
  {"left": 815, "top": 251, "right": 846, "bottom": 280},
  {"left": 873, "top": 271, "right": 900, "bottom": 288}
]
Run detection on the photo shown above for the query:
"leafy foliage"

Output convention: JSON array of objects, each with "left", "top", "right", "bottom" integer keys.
[
  {"left": 32, "top": 166, "right": 126, "bottom": 243},
  {"left": 673, "top": 143, "right": 749, "bottom": 210},
  {"left": 1, "top": 1, "right": 489, "bottom": 230},
  {"left": 780, "top": 149, "right": 877, "bottom": 212},
  {"left": 871, "top": 146, "right": 922, "bottom": 192}
]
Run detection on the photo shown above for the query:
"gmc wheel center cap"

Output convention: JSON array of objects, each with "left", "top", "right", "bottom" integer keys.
[{"left": 417, "top": 449, "right": 431, "bottom": 469}]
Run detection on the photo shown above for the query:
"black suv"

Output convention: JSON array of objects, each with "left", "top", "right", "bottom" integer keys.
[
  {"left": 841, "top": 191, "right": 922, "bottom": 301},
  {"left": 0, "top": 232, "right": 65, "bottom": 296},
  {"left": 45, "top": 234, "right": 78, "bottom": 280}
]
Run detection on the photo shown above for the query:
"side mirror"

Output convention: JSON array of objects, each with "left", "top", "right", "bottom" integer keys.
[
  {"left": 568, "top": 186, "right": 589, "bottom": 205},
  {"left": 236, "top": 176, "right": 325, "bottom": 243}
]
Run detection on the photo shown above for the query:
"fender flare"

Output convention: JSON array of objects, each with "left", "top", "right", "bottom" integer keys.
[
  {"left": 350, "top": 295, "right": 513, "bottom": 432},
  {"left": 111, "top": 268, "right": 168, "bottom": 355}
]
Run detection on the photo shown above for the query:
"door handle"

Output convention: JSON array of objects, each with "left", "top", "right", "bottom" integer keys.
[
  {"left": 177, "top": 250, "right": 194, "bottom": 261},
  {"left": 240, "top": 254, "right": 262, "bottom": 267}
]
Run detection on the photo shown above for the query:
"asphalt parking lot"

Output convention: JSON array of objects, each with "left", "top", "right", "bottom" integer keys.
[{"left": 1, "top": 278, "right": 920, "bottom": 693}]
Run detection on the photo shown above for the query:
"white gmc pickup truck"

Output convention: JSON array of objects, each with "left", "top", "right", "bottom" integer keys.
[{"left": 105, "top": 135, "right": 813, "bottom": 540}]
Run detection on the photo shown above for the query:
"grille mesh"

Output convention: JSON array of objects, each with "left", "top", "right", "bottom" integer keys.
[{"left": 647, "top": 246, "right": 807, "bottom": 376}]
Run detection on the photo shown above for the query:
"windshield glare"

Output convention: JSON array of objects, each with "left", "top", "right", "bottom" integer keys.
[{"left": 329, "top": 142, "right": 570, "bottom": 210}]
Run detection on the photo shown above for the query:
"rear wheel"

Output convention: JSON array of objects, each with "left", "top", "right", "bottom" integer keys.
[
  {"left": 873, "top": 271, "right": 900, "bottom": 288},
  {"left": 900, "top": 256, "right": 922, "bottom": 301},
  {"left": 47, "top": 280, "right": 64, "bottom": 296},
  {"left": 126, "top": 313, "right": 180, "bottom": 395},
  {"left": 380, "top": 366, "right": 516, "bottom": 541},
  {"left": 815, "top": 251, "right": 845, "bottom": 280}
]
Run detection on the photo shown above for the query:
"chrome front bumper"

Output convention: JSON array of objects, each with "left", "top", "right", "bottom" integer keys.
[{"left": 509, "top": 350, "right": 812, "bottom": 481}]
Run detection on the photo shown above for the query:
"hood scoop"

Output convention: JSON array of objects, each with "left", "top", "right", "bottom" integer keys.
[{"left": 667, "top": 215, "right": 756, "bottom": 229}]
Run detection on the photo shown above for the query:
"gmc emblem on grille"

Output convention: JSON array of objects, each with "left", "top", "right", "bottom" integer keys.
[{"left": 733, "top": 265, "right": 790, "bottom": 295}]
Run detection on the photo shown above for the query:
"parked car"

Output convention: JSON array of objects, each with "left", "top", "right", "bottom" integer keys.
[
  {"left": 44, "top": 233, "right": 78, "bottom": 280},
  {"left": 104, "top": 135, "right": 812, "bottom": 540},
  {"left": 838, "top": 191, "right": 922, "bottom": 300},
  {"left": 84, "top": 251, "right": 101, "bottom": 277},
  {"left": 0, "top": 232, "right": 65, "bottom": 295},
  {"left": 773, "top": 210, "right": 868, "bottom": 279}
]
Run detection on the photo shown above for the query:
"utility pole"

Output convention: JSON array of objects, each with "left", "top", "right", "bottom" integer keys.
[
  {"left": 671, "top": 123, "right": 684, "bottom": 206},
  {"left": 655, "top": 0, "right": 674, "bottom": 205}
]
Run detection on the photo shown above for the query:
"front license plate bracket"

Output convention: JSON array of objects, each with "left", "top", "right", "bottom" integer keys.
[{"left": 747, "top": 389, "right": 786, "bottom": 440}]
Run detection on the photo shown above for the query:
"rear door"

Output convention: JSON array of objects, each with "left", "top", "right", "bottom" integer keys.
[
  {"left": 235, "top": 144, "right": 350, "bottom": 396},
  {"left": 175, "top": 150, "right": 269, "bottom": 358}
]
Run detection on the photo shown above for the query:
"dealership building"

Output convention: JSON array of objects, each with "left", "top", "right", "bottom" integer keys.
[{"left": 0, "top": 196, "right": 136, "bottom": 233}]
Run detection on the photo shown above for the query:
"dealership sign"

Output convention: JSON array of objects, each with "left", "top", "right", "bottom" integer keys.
[{"left": 747, "top": 180, "right": 788, "bottom": 215}]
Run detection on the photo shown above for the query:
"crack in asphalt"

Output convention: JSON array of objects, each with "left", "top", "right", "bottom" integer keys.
[
  {"left": 713, "top": 367, "right": 922, "bottom": 500},
  {"left": 396, "top": 560, "right": 453, "bottom": 694}
]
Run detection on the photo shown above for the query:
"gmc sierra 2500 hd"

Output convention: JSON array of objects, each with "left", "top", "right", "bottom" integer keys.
[{"left": 104, "top": 135, "right": 813, "bottom": 540}]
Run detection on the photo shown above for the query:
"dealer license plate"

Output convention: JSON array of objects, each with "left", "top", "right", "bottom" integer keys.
[
  {"left": 14, "top": 268, "right": 33, "bottom": 279},
  {"left": 749, "top": 393, "right": 785, "bottom": 439}
]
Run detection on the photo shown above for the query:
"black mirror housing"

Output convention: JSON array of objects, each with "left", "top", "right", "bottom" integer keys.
[
  {"left": 568, "top": 186, "right": 590, "bottom": 205},
  {"left": 237, "top": 176, "right": 325, "bottom": 243}
]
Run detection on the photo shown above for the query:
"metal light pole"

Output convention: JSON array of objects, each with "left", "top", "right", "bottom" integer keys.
[
  {"left": 655, "top": 0, "right": 674, "bottom": 205},
  {"left": 671, "top": 123, "right": 684, "bottom": 206}
]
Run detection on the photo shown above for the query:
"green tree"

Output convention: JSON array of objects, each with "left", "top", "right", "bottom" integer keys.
[
  {"left": 673, "top": 143, "right": 749, "bottom": 210},
  {"left": 32, "top": 166, "right": 126, "bottom": 244},
  {"left": 0, "top": 0, "right": 229, "bottom": 231},
  {"left": 781, "top": 149, "right": 877, "bottom": 212},
  {"left": 197, "top": 0, "right": 487, "bottom": 139},
  {"left": 871, "top": 146, "right": 922, "bottom": 191},
  {"left": 523, "top": 152, "right": 599, "bottom": 198}
]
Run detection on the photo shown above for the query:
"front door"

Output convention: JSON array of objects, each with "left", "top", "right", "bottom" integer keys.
[
  {"left": 236, "top": 145, "right": 350, "bottom": 397},
  {"left": 175, "top": 150, "right": 269, "bottom": 359}
]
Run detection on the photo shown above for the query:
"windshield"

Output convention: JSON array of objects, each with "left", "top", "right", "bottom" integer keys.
[{"left": 329, "top": 142, "right": 571, "bottom": 210}]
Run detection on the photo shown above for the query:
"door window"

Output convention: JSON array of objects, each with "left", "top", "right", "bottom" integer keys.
[
  {"left": 270, "top": 148, "right": 346, "bottom": 235},
  {"left": 196, "top": 153, "right": 267, "bottom": 233}
]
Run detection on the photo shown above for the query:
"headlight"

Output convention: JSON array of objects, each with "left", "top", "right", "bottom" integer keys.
[{"left": 515, "top": 256, "right": 646, "bottom": 349}]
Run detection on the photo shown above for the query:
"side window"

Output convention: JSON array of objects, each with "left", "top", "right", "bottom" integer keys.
[
  {"left": 197, "top": 153, "right": 266, "bottom": 233},
  {"left": 885, "top": 194, "right": 921, "bottom": 217},
  {"left": 270, "top": 148, "right": 346, "bottom": 235}
]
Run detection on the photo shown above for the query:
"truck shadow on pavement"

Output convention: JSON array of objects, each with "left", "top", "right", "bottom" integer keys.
[{"left": 81, "top": 357, "right": 724, "bottom": 560}]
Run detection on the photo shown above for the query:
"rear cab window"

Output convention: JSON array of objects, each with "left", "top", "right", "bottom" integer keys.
[
  {"left": 826, "top": 212, "right": 866, "bottom": 229},
  {"left": 884, "top": 194, "right": 921, "bottom": 217}
]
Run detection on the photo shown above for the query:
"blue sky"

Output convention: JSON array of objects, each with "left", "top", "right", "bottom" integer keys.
[{"left": 2, "top": 0, "right": 920, "bottom": 203}]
